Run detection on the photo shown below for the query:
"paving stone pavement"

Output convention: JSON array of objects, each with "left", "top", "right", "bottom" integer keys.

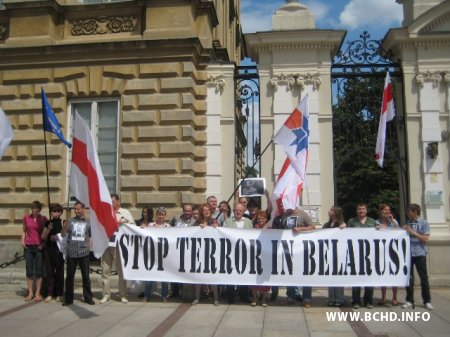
[{"left": 0, "top": 267, "right": 449, "bottom": 337}]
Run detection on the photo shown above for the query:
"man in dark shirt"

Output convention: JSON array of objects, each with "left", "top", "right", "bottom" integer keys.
[{"left": 61, "top": 201, "right": 94, "bottom": 306}]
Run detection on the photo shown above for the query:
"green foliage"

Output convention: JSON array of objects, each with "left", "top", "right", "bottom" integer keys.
[
  {"left": 333, "top": 77, "right": 400, "bottom": 220},
  {"left": 244, "top": 165, "right": 259, "bottom": 178}
]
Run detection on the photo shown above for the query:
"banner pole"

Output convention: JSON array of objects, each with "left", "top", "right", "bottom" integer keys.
[{"left": 42, "top": 122, "right": 52, "bottom": 219}]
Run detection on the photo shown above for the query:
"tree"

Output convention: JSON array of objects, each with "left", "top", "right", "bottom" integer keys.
[
  {"left": 333, "top": 76, "right": 400, "bottom": 220},
  {"left": 244, "top": 165, "right": 259, "bottom": 178}
]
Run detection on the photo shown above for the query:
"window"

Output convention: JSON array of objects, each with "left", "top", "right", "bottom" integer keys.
[{"left": 67, "top": 99, "right": 120, "bottom": 198}]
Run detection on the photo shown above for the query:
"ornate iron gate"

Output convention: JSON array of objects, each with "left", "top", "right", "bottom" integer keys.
[
  {"left": 234, "top": 65, "right": 261, "bottom": 180},
  {"left": 331, "top": 31, "right": 408, "bottom": 220}
]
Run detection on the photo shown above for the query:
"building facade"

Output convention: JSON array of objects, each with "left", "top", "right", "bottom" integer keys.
[{"left": 0, "top": 0, "right": 243, "bottom": 257}]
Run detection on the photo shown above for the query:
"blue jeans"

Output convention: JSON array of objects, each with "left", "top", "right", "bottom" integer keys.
[
  {"left": 24, "top": 245, "right": 43, "bottom": 278},
  {"left": 144, "top": 281, "right": 168, "bottom": 300}
]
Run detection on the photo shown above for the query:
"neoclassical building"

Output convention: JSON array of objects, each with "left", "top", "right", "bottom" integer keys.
[{"left": 0, "top": 0, "right": 243, "bottom": 257}]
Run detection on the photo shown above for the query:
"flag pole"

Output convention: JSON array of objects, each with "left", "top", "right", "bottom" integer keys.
[
  {"left": 42, "top": 124, "right": 52, "bottom": 219},
  {"left": 215, "top": 139, "right": 273, "bottom": 220}
]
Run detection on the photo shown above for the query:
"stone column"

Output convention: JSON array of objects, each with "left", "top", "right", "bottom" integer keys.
[
  {"left": 415, "top": 71, "right": 446, "bottom": 225},
  {"left": 205, "top": 64, "right": 236, "bottom": 201}
]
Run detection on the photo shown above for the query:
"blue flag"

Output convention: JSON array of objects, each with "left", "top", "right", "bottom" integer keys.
[{"left": 41, "top": 88, "right": 72, "bottom": 148}]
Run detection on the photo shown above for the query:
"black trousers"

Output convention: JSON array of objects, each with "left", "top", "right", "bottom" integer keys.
[
  {"left": 65, "top": 255, "right": 92, "bottom": 303},
  {"left": 352, "top": 286, "right": 374, "bottom": 305},
  {"left": 44, "top": 245, "right": 65, "bottom": 297},
  {"left": 405, "top": 255, "right": 431, "bottom": 305}
]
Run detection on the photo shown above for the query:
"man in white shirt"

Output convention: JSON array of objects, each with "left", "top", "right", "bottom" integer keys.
[{"left": 100, "top": 194, "right": 135, "bottom": 304}]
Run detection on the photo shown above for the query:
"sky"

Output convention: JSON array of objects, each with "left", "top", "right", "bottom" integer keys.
[{"left": 241, "top": 0, "right": 404, "bottom": 40}]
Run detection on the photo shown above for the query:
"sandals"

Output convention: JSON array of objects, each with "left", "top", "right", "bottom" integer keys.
[
  {"left": 34, "top": 295, "right": 43, "bottom": 302},
  {"left": 377, "top": 300, "right": 386, "bottom": 306},
  {"left": 391, "top": 300, "right": 399, "bottom": 306},
  {"left": 24, "top": 294, "right": 33, "bottom": 302}
]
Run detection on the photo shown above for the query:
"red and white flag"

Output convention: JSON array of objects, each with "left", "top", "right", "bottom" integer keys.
[
  {"left": 70, "top": 112, "right": 117, "bottom": 258},
  {"left": 375, "top": 72, "right": 395, "bottom": 167},
  {"left": 271, "top": 158, "right": 304, "bottom": 217},
  {"left": 271, "top": 96, "right": 309, "bottom": 216}
]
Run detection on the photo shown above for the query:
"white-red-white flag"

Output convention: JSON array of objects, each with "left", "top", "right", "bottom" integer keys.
[
  {"left": 271, "top": 158, "right": 304, "bottom": 218},
  {"left": 0, "top": 108, "right": 13, "bottom": 160},
  {"left": 375, "top": 72, "right": 395, "bottom": 167},
  {"left": 70, "top": 112, "right": 117, "bottom": 258}
]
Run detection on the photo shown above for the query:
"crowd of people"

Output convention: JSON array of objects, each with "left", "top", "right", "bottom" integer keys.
[{"left": 21, "top": 193, "right": 433, "bottom": 310}]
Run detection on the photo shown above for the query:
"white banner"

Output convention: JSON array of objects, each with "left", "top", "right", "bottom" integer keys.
[{"left": 118, "top": 225, "right": 410, "bottom": 287}]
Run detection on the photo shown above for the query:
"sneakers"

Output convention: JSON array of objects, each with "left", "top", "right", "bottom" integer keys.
[
  {"left": 121, "top": 297, "right": 128, "bottom": 304},
  {"left": 250, "top": 302, "right": 257, "bottom": 307},
  {"left": 100, "top": 295, "right": 110, "bottom": 304},
  {"left": 303, "top": 303, "right": 311, "bottom": 308},
  {"left": 352, "top": 303, "right": 360, "bottom": 309},
  {"left": 424, "top": 303, "right": 434, "bottom": 310},
  {"left": 366, "top": 304, "right": 374, "bottom": 309},
  {"left": 45, "top": 296, "right": 54, "bottom": 303},
  {"left": 56, "top": 296, "right": 64, "bottom": 303},
  {"left": 214, "top": 300, "right": 220, "bottom": 306},
  {"left": 192, "top": 299, "right": 199, "bottom": 305},
  {"left": 402, "top": 301, "right": 413, "bottom": 309}
]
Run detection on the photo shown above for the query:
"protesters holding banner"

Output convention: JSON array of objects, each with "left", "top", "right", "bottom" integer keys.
[
  {"left": 21, "top": 200, "right": 47, "bottom": 302},
  {"left": 100, "top": 194, "right": 135, "bottom": 304},
  {"left": 224, "top": 202, "right": 253, "bottom": 304},
  {"left": 134, "top": 206, "right": 153, "bottom": 298},
  {"left": 61, "top": 201, "right": 94, "bottom": 306},
  {"left": 218, "top": 200, "right": 231, "bottom": 226},
  {"left": 290, "top": 208, "right": 316, "bottom": 307},
  {"left": 171, "top": 203, "right": 196, "bottom": 228},
  {"left": 376, "top": 203, "right": 399, "bottom": 306},
  {"left": 136, "top": 206, "right": 153, "bottom": 228},
  {"left": 142, "top": 207, "right": 171, "bottom": 303},
  {"left": 348, "top": 203, "right": 377, "bottom": 309},
  {"left": 323, "top": 206, "right": 347, "bottom": 307},
  {"left": 249, "top": 211, "right": 271, "bottom": 307},
  {"left": 41, "top": 203, "right": 65, "bottom": 303},
  {"left": 170, "top": 203, "right": 195, "bottom": 297},
  {"left": 192, "top": 203, "right": 219, "bottom": 306},
  {"left": 402, "top": 204, "right": 433, "bottom": 310},
  {"left": 192, "top": 205, "right": 200, "bottom": 222},
  {"left": 207, "top": 195, "right": 220, "bottom": 218}
]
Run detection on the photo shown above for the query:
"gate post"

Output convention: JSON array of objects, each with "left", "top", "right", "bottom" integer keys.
[{"left": 245, "top": 1, "right": 345, "bottom": 223}]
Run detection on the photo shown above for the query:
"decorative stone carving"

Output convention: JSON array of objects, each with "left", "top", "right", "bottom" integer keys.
[
  {"left": 0, "top": 25, "right": 7, "bottom": 40},
  {"left": 270, "top": 73, "right": 321, "bottom": 90},
  {"left": 206, "top": 75, "right": 225, "bottom": 93},
  {"left": 444, "top": 72, "right": 450, "bottom": 86},
  {"left": 270, "top": 74, "right": 296, "bottom": 90},
  {"left": 71, "top": 16, "right": 137, "bottom": 36},
  {"left": 415, "top": 71, "right": 442, "bottom": 88},
  {"left": 296, "top": 72, "right": 321, "bottom": 90}
]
